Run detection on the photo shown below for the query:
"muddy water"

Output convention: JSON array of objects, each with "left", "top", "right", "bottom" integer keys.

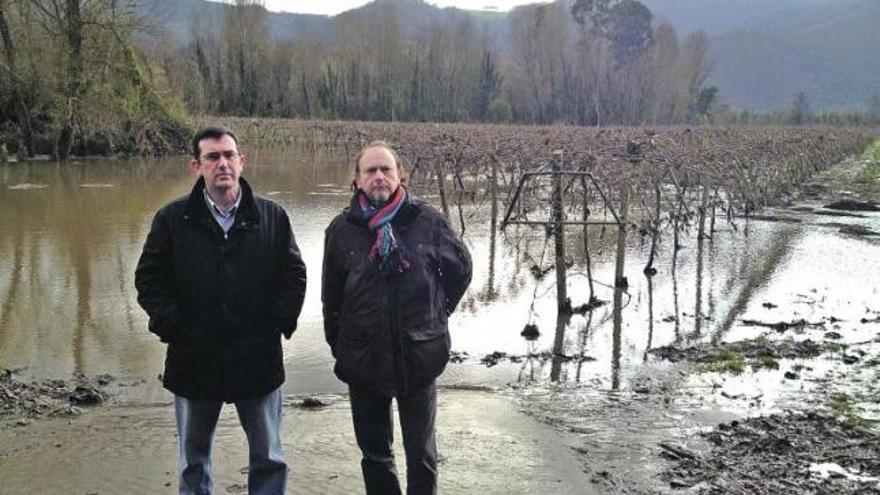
[
  {"left": 1, "top": 152, "right": 879, "bottom": 398},
  {"left": 2, "top": 150, "right": 880, "bottom": 494},
  {"left": 0, "top": 151, "right": 356, "bottom": 401}
]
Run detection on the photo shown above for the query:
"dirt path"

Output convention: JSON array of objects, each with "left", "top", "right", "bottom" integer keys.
[{"left": 0, "top": 388, "right": 595, "bottom": 495}]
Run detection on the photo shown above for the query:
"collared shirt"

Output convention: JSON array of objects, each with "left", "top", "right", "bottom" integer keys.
[{"left": 204, "top": 189, "right": 241, "bottom": 234}]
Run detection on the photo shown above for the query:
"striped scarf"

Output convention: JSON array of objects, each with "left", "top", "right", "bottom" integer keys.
[{"left": 358, "top": 186, "right": 412, "bottom": 273}]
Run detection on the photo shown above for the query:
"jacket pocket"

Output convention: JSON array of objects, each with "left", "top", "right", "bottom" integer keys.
[
  {"left": 406, "top": 325, "right": 445, "bottom": 342},
  {"left": 404, "top": 324, "right": 450, "bottom": 388}
]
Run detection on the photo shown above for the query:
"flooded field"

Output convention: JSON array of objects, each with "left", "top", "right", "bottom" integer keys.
[{"left": 1, "top": 148, "right": 878, "bottom": 494}]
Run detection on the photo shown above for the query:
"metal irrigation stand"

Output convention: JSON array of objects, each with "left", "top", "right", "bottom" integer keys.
[{"left": 499, "top": 151, "right": 624, "bottom": 381}]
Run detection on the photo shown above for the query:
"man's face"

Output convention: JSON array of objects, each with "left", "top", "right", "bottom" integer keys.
[
  {"left": 190, "top": 135, "right": 246, "bottom": 194},
  {"left": 355, "top": 147, "right": 401, "bottom": 204}
]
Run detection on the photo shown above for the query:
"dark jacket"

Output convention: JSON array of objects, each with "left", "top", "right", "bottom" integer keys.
[
  {"left": 134, "top": 177, "right": 307, "bottom": 402},
  {"left": 322, "top": 193, "right": 472, "bottom": 397}
]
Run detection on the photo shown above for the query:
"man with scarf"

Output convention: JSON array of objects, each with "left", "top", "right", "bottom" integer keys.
[{"left": 322, "top": 141, "right": 472, "bottom": 494}]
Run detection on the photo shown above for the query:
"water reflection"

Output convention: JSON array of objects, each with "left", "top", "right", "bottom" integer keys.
[
  {"left": 574, "top": 311, "right": 595, "bottom": 383},
  {"left": 643, "top": 275, "right": 654, "bottom": 363},
  {"left": 2, "top": 161, "right": 181, "bottom": 380},
  {"left": 693, "top": 229, "right": 706, "bottom": 338},
  {"left": 0, "top": 151, "right": 350, "bottom": 389},
  {"left": 459, "top": 202, "right": 877, "bottom": 392},
  {"left": 611, "top": 285, "right": 624, "bottom": 391},
  {"left": 1, "top": 151, "right": 878, "bottom": 399},
  {"left": 712, "top": 226, "right": 800, "bottom": 343},
  {"left": 671, "top": 246, "right": 682, "bottom": 340},
  {"left": 517, "top": 341, "right": 540, "bottom": 383},
  {"left": 549, "top": 312, "right": 569, "bottom": 382},
  {"left": 0, "top": 230, "right": 23, "bottom": 333},
  {"left": 707, "top": 235, "right": 718, "bottom": 329}
]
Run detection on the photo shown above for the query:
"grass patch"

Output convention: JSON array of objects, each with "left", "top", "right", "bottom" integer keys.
[
  {"left": 826, "top": 342, "right": 849, "bottom": 354},
  {"left": 753, "top": 354, "right": 780, "bottom": 370},
  {"left": 698, "top": 349, "right": 746, "bottom": 374},
  {"left": 829, "top": 392, "right": 871, "bottom": 428},
  {"left": 862, "top": 140, "right": 880, "bottom": 180}
]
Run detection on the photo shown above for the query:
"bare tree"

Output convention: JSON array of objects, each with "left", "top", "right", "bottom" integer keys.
[
  {"left": 791, "top": 91, "right": 813, "bottom": 125},
  {"left": 0, "top": 0, "right": 35, "bottom": 156}
]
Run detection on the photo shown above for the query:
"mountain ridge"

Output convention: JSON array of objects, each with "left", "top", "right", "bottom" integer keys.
[{"left": 139, "top": 0, "right": 878, "bottom": 111}]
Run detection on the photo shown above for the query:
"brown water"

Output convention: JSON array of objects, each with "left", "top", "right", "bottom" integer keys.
[
  {"left": 2, "top": 151, "right": 880, "bottom": 495},
  {"left": 1, "top": 150, "right": 879, "bottom": 404},
  {"left": 0, "top": 151, "right": 356, "bottom": 399}
]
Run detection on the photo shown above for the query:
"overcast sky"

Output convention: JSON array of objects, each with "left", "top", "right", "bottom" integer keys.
[{"left": 260, "top": 0, "right": 545, "bottom": 16}]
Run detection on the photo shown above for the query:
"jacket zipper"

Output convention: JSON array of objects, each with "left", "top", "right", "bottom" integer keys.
[{"left": 385, "top": 268, "right": 407, "bottom": 396}]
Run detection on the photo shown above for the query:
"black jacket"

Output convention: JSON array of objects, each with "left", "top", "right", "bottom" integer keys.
[
  {"left": 322, "top": 193, "right": 472, "bottom": 397},
  {"left": 135, "top": 177, "right": 307, "bottom": 401}
]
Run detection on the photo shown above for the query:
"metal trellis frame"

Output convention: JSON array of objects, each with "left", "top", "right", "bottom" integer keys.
[{"left": 500, "top": 170, "right": 622, "bottom": 230}]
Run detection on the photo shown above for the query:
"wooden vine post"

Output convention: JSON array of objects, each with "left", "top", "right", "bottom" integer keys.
[
  {"left": 611, "top": 182, "right": 629, "bottom": 390},
  {"left": 550, "top": 150, "right": 568, "bottom": 381},
  {"left": 487, "top": 150, "right": 500, "bottom": 298}
]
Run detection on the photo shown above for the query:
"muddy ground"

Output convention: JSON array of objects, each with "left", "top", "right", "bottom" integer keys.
[
  {"left": 661, "top": 412, "right": 880, "bottom": 494},
  {"left": 0, "top": 383, "right": 595, "bottom": 494},
  {"left": 644, "top": 332, "right": 880, "bottom": 494},
  {"left": 0, "top": 368, "right": 127, "bottom": 423}
]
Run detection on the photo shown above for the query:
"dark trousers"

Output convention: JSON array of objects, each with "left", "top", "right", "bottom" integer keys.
[{"left": 349, "top": 382, "right": 438, "bottom": 495}]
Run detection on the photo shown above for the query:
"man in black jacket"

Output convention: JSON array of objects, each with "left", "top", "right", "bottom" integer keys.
[
  {"left": 322, "top": 141, "right": 472, "bottom": 494},
  {"left": 135, "top": 126, "right": 306, "bottom": 495}
]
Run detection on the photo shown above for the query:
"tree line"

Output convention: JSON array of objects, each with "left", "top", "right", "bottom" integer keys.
[
  {"left": 1, "top": 0, "right": 878, "bottom": 158},
  {"left": 166, "top": 0, "right": 715, "bottom": 127}
]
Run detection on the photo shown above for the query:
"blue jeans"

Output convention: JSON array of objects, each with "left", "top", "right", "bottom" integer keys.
[{"left": 174, "top": 387, "right": 287, "bottom": 495}]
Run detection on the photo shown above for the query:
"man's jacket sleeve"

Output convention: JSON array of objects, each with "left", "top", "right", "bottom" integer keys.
[
  {"left": 274, "top": 211, "right": 307, "bottom": 339},
  {"left": 321, "top": 228, "right": 344, "bottom": 355},
  {"left": 437, "top": 216, "right": 473, "bottom": 316},
  {"left": 134, "top": 210, "right": 185, "bottom": 343}
]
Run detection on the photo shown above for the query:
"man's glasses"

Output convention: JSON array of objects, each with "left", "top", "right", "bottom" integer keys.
[{"left": 200, "top": 150, "right": 240, "bottom": 163}]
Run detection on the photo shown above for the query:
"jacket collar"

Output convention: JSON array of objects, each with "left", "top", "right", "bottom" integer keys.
[{"left": 184, "top": 176, "right": 260, "bottom": 224}]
